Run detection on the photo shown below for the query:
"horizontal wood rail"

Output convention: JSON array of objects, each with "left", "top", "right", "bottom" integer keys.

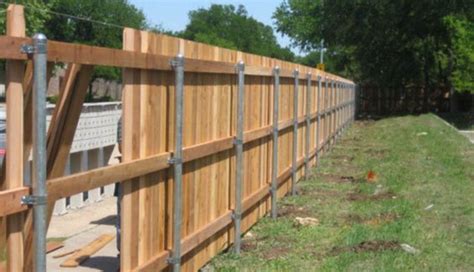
[
  {"left": 48, "top": 153, "right": 171, "bottom": 200},
  {"left": 3, "top": 99, "right": 354, "bottom": 218},
  {"left": 134, "top": 154, "right": 308, "bottom": 272},
  {"left": 0, "top": 187, "right": 30, "bottom": 217},
  {"left": 46, "top": 99, "right": 355, "bottom": 201},
  {"left": 0, "top": 36, "right": 354, "bottom": 83}
]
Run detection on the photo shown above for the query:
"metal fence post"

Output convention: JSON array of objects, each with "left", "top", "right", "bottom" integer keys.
[
  {"left": 339, "top": 82, "right": 342, "bottom": 136},
  {"left": 170, "top": 54, "right": 184, "bottom": 272},
  {"left": 335, "top": 82, "right": 339, "bottom": 138},
  {"left": 291, "top": 69, "right": 299, "bottom": 196},
  {"left": 234, "top": 60, "right": 245, "bottom": 254},
  {"left": 330, "top": 79, "right": 335, "bottom": 146},
  {"left": 271, "top": 66, "right": 280, "bottom": 219},
  {"left": 325, "top": 78, "right": 328, "bottom": 147},
  {"left": 316, "top": 75, "right": 322, "bottom": 166},
  {"left": 345, "top": 84, "right": 348, "bottom": 128},
  {"left": 354, "top": 84, "right": 357, "bottom": 122},
  {"left": 304, "top": 73, "right": 311, "bottom": 178},
  {"left": 31, "top": 32, "right": 48, "bottom": 272}
]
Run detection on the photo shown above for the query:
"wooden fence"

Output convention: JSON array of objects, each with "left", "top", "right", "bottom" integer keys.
[
  {"left": 356, "top": 86, "right": 451, "bottom": 116},
  {"left": 0, "top": 4, "right": 355, "bottom": 271}
]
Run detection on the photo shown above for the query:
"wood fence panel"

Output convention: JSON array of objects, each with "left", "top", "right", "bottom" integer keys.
[{"left": 0, "top": 7, "right": 354, "bottom": 270}]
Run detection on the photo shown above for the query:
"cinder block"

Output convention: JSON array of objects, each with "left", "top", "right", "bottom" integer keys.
[
  {"left": 69, "top": 153, "right": 84, "bottom": 209},
  {"left": 87, "top": 148, "right": 102, "bottom": 203}
]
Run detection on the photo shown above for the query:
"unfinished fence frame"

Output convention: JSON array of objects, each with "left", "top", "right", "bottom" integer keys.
[{"left": 0, "top": 4, "right": 356, "bottom": 272}]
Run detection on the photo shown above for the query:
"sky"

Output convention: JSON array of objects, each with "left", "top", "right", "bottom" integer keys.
[{"left": 129, "top": 0, "right": 301, "bottom": 54}]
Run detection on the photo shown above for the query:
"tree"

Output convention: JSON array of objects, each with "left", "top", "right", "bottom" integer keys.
[
  {"left": 444, "top": 16, "right": 474, "bottom": 93},
  {"left": 180, "top": 4, "right": 295, "bottom": 61},
  {"left": 274, "top": 0, "right": 474, "bottom": 97},
  {"left": 1, "top": 0, "right": 147, "bottom": 84},
  {"left": 0, "top": 0, "right": 52, "bottom": 36},
  {"left": 44, "top": 0, "right": 147, "bottom": 81}
]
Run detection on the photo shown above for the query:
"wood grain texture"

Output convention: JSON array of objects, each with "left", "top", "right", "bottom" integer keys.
[
  {"left": 22, "top": 63, "right": 94, "bottom": 271},
  {"left": 0, "top": 36, "right": 354, "bottom": 84},
  {"left": 60, "top": 234, "right": 114, "bottom": 267},
  {"left": 0, "top": 6, "right": 354, "bottom": 271},
  {"left": 5, "top": 5, "right": 26, "bottom": 271},
  {"left": 0, "top": 187, "right": 29, "bottom": 217}
]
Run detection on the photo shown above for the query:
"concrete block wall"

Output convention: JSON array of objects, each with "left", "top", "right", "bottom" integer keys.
[{"left": 21, "top": 102, "right": 122, "bottom": 216}]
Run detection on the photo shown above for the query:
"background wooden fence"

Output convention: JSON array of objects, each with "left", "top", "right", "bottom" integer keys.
[
  {"left": 356, "top": 86, "right": 452, "bottom": 116},
  {"left": 0, "top": 4, "right": 355, "bottom": 271}
]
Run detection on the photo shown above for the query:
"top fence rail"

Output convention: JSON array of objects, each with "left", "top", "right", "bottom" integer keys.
[{"left": 0, "top": 35, "right": 353, "bottom": 83}]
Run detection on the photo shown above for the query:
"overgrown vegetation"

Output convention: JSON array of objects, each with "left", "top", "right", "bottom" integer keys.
[
  {"left": 210, "top": 114, "right": 474, "bottom": 270},
  {"left": 274, "top": 0, "right": 474, "bottom": 95},
  {"left": 0, "top": 0, "right": 148, "bottom": 82},
  {"left": 177, "top": 4, "right": 295, "bottom": 61}
]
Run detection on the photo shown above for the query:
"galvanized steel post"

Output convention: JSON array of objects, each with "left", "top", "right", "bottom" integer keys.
[
  {"left": 324, "top": 76, "right": 329, "bottom": 151},
  {"left": 291, "top": 69, "right": 299, "bottom": 196},
  {"left": 331, "top": 79, "right": 336, "bottom": 143},
  {"left": 354, "top": 84, "right": 357, "bottom": 122},
  {"left": 170, "top": 54, "right": 184, "bottom": 272},
  {"left": 304, "top": 73, "right": 311, "bottom": 178},
  {"left": 335, "top": 82, "right": 339, "bottom": 138},
  {"left": 342, "top": 83, "right": 345, "bottom": 131},
  {"left": 339, "top": 82, "right": 342, "bottom": 136},
  {"left": 32, "top": 33, "right": 48, "bottom": 272},
  {"left": 329, "top": 79, "right": 334, "bottom": 146},
  {"left": 316, "top": 75, "right": 322, "bottom": 166},
  {"left": 271, "top": 66, "right": 280, "bottom": 219},
  {"left": 234, "top": 60, "right": 245, "bottom": 254}
]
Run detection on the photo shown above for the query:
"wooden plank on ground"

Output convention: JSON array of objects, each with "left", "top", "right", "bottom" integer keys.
[
  {"left": 52, "top": 249, "right": 77, "bottom": 259},
  {"left": 46, "top": 241, "right": 64, "bottom": 253},
  {"left": 60, "top": 234, "right": 114, "bottom": 268}
]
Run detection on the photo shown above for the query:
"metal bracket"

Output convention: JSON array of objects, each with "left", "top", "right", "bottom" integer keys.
[
  {"left": 273, "top": 66, "right": 280, "bottom": 75},
  {"left": 236, "top": 61, "right": 245, "bottom": 72},
  {"left": 293, "top": 69, "right": 299, "bottom": 77},
  {"left": 233, "top": 138, "right": 243, "bottom": 145},
  {"left": 20, "top": 44, "right": 35, "bottom": 55},
  {"left": 168, "top": 157, "right": 183, "bottom": 165},
  {"left": 231, "top": 212, "right": 242, "bottom": 220},
  {"left": 272, "top": 127, "right": 279, "bottom": 134},
  {"left": 21, "top": 195, "right": 47, "bottom": 206},
  {"left": 167, "top": 256, "right": 181, "bottom": 265},
  {"left": 170, "top": 55, "right": 185, "bottom": 68}
]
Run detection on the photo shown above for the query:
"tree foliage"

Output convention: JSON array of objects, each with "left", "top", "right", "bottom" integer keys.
[
  {"left": 444, "top": 16, "right": 474, "bottom": 92},
  {"left": 44, "top": 0, "right": 147, "bottom": 80},
  {"left": 274, "top": 0, "right": 474, "bottom": 93},
  {"left": 0, "top": 0, "right": 52, "bottom": 36},
  {"left": 1, "top": 0, "right": 147, "bottom": 81},
  {"left": 180, "top": 4, "right": 295, "bottom": 61}
]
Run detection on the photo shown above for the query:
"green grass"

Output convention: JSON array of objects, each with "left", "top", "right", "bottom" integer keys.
[{"left": 209, "top": 114, "right": 474, "bottom": 271}]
